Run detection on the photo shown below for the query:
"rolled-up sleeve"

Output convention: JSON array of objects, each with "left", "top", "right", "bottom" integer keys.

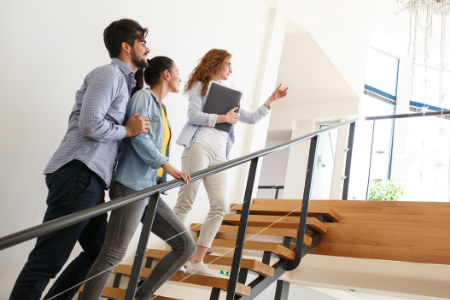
[
  {"left": 78, "top": 67, "right": 127, "bottom": 142},
  {"left": 239, "top": 104, "right": 270, "bottom": 124},
  {"left": 187, "top": 82, "right": 218, "bottom": 127},
  {"left": 129, "top": 91, "right": 168, "bottom": 169}
]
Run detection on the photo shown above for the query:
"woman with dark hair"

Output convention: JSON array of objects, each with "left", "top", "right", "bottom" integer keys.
[
  {"left": 174, "top": 49, "right": 288, "bottom": 277},
  {"left": 79, "top": 57, "right": 195, "bottom": 300}
]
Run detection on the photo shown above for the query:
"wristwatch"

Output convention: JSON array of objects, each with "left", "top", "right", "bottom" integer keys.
[{"left": 263, "top": 102, "right": 272, "bottom": 110}]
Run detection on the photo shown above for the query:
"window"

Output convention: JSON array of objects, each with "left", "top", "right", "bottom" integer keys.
[
  {"left": 349, "top": 46, "right": 450, "bottom": 202},
  {"left": 348, "top": 47, "right": 398, "bottom": 200},
  {"left": 411, "top": 64, "right": 450, "bottom": 109},
  {"left": 365, "top": 47, "right": 399, "bottom": 96},
  {"left": 348, "top": 95, "right": 395, "bottom": 200},
  {"left": 391, "top": 115, "right": 450, "bottom": 202}
]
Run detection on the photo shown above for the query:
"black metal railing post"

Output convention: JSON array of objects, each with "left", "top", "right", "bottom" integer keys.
[
  {"left": 286, "top": 136, "right": 318, "bottom": 271},
  {"left": 124, "top": 193, "right": 160, "bottom": 300},
  {"left": 226, "top": 157, "right": 260, "bottom": 300},
  {"left": 342, "top": 122, "right": 356, "bottom": 200}
]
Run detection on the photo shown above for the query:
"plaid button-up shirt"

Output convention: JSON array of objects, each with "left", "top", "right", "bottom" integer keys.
[{"left": 44, "top": 58, "right": 136, "bottom": 187}]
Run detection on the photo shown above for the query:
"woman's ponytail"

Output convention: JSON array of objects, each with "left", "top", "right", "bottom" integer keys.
[
  {"left": 130, "top": 57, "right": 174, "bottom": 97},
  {"left": 144, "top": 56, "right": 174, "bottom": 87}
]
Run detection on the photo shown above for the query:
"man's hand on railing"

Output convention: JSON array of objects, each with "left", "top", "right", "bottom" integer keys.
[{"left": 161, "top": 161, "right": 190, "bottom": 183}]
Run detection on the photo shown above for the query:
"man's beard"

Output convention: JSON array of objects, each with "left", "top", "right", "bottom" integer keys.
[{"left": 131, "top": 49, "right": 148, "bottom": 69}]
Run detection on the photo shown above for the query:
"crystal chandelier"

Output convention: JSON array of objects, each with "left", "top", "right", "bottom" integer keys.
[{"left": 396, "top": 0, "right": 450, "bottom": 106}]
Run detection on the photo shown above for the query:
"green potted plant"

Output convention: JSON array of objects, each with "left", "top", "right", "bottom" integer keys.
[{"left": 368, "top": 180, "right": 404, "bottom": 201}]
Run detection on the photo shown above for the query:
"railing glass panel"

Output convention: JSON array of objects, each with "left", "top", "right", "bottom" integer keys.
[{"left": 349, "top": 114, "right": 450, "bottom": 202}]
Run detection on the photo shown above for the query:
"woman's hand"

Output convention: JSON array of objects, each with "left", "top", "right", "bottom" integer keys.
[
  {"left": 226, "top": 107, "right": 239, "bottom": 124},
  {"left": 161, "top": 161, "right": 190, "bottom": 183},
  {"left": 217, "top": 107, "right": 239, "bottom": 124},
  {"left": 267, "top": 84, "right": 289, "bottom": 106}
]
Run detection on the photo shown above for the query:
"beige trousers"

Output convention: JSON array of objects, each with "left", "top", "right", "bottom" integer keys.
[{"left": 173, "top": 142, "right": 228, "bottom": 248}]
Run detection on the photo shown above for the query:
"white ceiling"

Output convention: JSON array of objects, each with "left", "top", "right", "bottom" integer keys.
[{"left": 275, "top": 31, "right": 360, "bottom": 106}]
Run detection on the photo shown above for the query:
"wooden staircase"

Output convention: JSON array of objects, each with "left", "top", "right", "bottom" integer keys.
[{"left": 79, "top": 199, "right": 340, "bottom": 299}]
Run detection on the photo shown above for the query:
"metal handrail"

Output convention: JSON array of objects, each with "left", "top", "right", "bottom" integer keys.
[
  {"left": 366, "top": 110, "right": 450, "bottom": 120},
  {"left": 0, "top": 118, "right": 358, "bottom": 251}
]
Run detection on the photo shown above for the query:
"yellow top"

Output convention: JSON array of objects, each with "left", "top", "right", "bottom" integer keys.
[{"left": 158, "top": 106, "right": 171, "bottom": 178}]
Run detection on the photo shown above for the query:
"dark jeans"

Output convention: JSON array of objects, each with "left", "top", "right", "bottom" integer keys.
[{"left": 10, "top": 160, "right": 107, "bottom": 300}]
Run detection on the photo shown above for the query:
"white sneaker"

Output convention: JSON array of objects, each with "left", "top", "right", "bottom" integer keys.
[
  {"left": 186, "top": 261, "right": 220, "bottom": 277},
  {"left": 178, "top": 265, "right": 186, "bottom": 273}
]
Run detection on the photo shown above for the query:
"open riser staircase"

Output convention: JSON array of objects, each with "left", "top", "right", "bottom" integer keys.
[
  {"left": 78, "top": 199, "right": 340, "bottom": 299},
  {"left": 78, "top": 198, "right": 450, "bottom": 299}
]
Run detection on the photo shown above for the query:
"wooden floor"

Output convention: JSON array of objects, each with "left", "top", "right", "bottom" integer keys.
[{"left": 305, "top": 200, "right": 450, "bottom": 265}]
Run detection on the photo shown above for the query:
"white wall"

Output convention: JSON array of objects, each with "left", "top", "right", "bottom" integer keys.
[
  {"left": 257, "top": 139, "right": 290, "bottom": 199},
  {"left": 0, "top": 0, "right": 274, "bottom": 298},
  {"left": 275, "top": 31, "right": 360, "bottom": 107}
]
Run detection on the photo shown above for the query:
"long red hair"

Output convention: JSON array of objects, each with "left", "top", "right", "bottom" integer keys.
[{"left": 184, "top": 49, "right": 232, "bottom": 96}]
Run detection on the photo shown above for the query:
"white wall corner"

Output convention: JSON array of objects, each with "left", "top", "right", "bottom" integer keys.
[
  {"left": 330, "top": 118, "right": 350, "bottom": 199},
  {"left": 232, "top": 9, "right": 288, "bottom": 203},
  {"left": 264, "top": 0, "right": 282, "bottom": 10},
  {"left": 283, "top": 119, "right": 316, "bottom": 199}
]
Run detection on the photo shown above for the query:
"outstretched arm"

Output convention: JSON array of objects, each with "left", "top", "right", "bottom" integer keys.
[
  {"left": 239, "top": 84, "right": 289, "bottom": 124},
  {"left": 264, "top": 84, "right": 289, "bottom": 107}
]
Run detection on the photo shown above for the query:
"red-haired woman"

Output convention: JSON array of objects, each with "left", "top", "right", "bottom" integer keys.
[{"left": 174, "top": 49, "right": 288, "bottom": 276}]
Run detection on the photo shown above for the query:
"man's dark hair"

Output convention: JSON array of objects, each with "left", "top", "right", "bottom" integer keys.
[{"left": 103, "top": 19, "right": 148, "bottom": 58}]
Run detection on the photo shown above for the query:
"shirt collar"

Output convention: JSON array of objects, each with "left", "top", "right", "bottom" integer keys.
[
  {"left": 111, "top": 58, "right": 134, "bottom": 78},
  {"left": 146, "top": 87, "right": 165, "bottom": 109}
]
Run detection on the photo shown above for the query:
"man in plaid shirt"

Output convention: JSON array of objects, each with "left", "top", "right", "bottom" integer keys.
[{"left": 10, "top": 18, "right": 150, "bottom": 300}]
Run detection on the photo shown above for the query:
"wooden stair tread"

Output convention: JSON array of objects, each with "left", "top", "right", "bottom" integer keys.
[
  {"left": 306, "top": 200, "right": 450, "bottom": 265},
  {"left": 223, "top": 214, "right": 327, "bottom": 233},
  {"left": 114, "top": 264, "right": 251, "bottom": 296},
  {"left": 145, "top": 249, "right": 274, "bottom": 277},
  {"left": 194, "top": 237, "right": 295, "bottom": 260},
  {"left": 78, "top": 285, "right": 180, "bottom": 300},
  {"left": 190, "top": 224, "right": 312, "bottom": 246},
  {"left": 230, "top": 201, "right": 340, "bottom": 222}
]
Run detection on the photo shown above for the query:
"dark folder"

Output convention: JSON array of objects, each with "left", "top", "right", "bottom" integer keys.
[{"left": 202, "top": 82, "right": 242, "bottom": 133}]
